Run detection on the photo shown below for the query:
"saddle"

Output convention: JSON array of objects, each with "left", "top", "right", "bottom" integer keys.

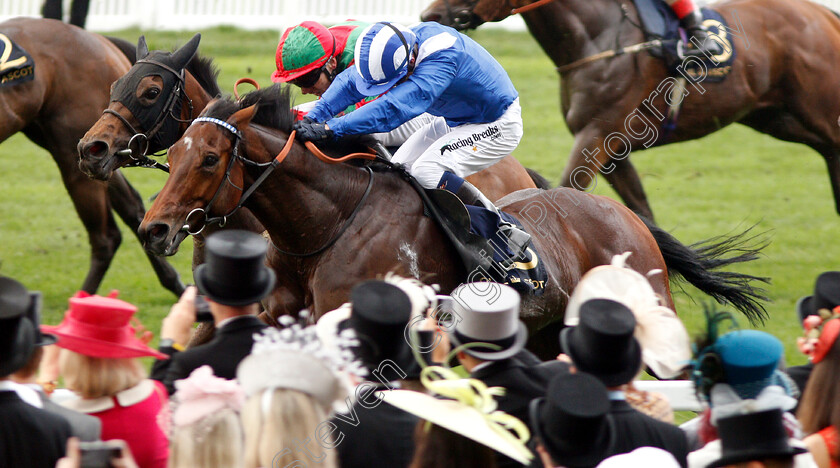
[
  {"left": 0, "top": 33, "right": 35, "bottom": 87},
  {"left": 633, "top": 0, "right": 736, "bottom": 83}
]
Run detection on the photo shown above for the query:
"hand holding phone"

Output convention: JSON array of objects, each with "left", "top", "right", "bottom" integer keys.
[
  {"left": 78, "top": 440, "right": 124, "bottom": 468},
  {"left": 194, "top": 294, "right": 214, "bottom": 323}
]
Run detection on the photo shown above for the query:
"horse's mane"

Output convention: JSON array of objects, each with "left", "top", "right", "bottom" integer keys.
[
  {"left": 204, "top": 84, "right": 296, "bottom": 132},
  {"left": 185, "top": 54, "right": 222, "bottom": 97}
]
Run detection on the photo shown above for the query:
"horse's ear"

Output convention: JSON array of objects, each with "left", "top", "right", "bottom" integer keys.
[
  {"left": 136, "top": 35, "right": 149, "bottom": 61},
  {"left": 170, "top": 33, "right": 201, "bottom": 70},
  {"left": 228, "top": 104, "right": 259, "bottom": 129}
]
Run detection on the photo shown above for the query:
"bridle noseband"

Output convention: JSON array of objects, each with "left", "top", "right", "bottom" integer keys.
[{"left": 104, "top": 58, "right": 195, "bottom": 172}]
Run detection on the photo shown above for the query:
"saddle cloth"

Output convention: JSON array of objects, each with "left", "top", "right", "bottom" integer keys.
[
  {"left": 0, "top": 33, "right": 35, "bottom": 88},
  {"left": 633, "top": 0, "right": 736, "bottom": 83}
]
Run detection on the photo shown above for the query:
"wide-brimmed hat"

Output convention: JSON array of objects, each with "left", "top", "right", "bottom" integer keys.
[
  {"left": 564, "top": 252, "right": 690, "bottom": 379},
  {"left": 447, "top": 282, "right": 527, "bottom": 361},
  {"left": 560, "top": 298, "right": 642, "bottom": 387},
  {"left": 529, "top": 372, "right": 616, "bottom": 468},
  {"left": 194, "top": 230, "right": 276, "bottom": 306},
  {"left": 347, "top": 280, "right": 416, "bottom": 376},
  {"left": 796, "top": 271, "right": 840, "bottom": 325},
  {"left": 707, "top": 409, "right": 806, "bottom": 468},
  {"left": 0, "top": 276, "right": 37, "bottom": 376},
  {"left": 42, "top": 291, "right": 168, "bottom": 360}
]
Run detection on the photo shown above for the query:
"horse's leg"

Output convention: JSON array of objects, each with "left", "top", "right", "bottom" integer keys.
[
  {"left": 560, "top": 128, "right": 656, "bottom": 220},
  {"left": 106, "top": 170, "right": 185, "bottom": 296}
]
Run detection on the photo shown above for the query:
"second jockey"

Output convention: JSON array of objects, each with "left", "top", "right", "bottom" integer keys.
[{"left": 294, "top": 21, "right": 531, "bottom": 258}]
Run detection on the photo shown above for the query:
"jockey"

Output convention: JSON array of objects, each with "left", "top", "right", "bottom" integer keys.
[
  {"left": 293, "top": 21, "right": 531, "bottom": 257},
  {"left": 666, "top": 0, "right": 725, "bottom": 58},
  {"left": 271, "top": 20, "right": 436, "bottom": 147}
]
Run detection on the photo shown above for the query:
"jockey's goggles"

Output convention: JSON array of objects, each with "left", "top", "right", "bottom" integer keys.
[{"left": 290, "top": 65, "right": 325, "bottom": 88}]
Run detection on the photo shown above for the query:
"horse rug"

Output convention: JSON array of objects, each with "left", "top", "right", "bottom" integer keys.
[
  {"left": 0, "top": 33, "right": 34, "bottom": 88},
  {"left": 633, "top": 0, "right": 735, "bottom": 83}
]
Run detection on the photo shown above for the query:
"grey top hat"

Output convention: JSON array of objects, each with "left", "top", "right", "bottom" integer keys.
[
  {"left": 447, "top": 282, "right": 527, "bottom": 361},
  {"left": 194, "top": 230, "right": 276, "bottom": 306}
]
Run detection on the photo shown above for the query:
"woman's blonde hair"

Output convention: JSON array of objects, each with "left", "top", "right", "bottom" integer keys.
[
  {"left": 170, "top": 408, "right": 244, "bottom": 468},
  {"left": 59, "top": 349, "right": 145, "bottom": 399},
  {"left": 241, "top": 388, "right": 337, "bottom": 468}
]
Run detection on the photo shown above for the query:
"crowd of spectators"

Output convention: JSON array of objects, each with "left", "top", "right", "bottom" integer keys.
[{"left": 2, "top": 229, "right": 839, "bottom": 468}]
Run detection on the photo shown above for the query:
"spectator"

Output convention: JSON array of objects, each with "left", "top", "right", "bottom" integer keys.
[
  {"left": 797, "top": 305, "right": 840, "bottom": 468},
  {"left": 379, "top": 366, "right": 535, "bottom": 468},
  {"left": 41, "top": 0, "right": 90, "bottom": 28},
  {"left": 0, "top": 276, "right": 71, "bottom": 468},
  {"left": 707, "top": 409, "right": 807, "bottom": 468},
  {"left": 559, "top": 298, "right": 689, "bottom": 466},
  {"left": 597, "top": 447, "right": 681, "bottom": 467},
  {"left": 330, "top": 279, "right": 425, "bottom": 468},
  {"left": 788, "top": 271, "right": 840, "bottom": 397},
  {"left": 529, "top": 371, "right": 616, "bottom": 468},
  {"left": 151, "top": 229, "right": 273, "bottom": 394},
  {"left": 448, "top": 281, "right": 557, "bottom": 468},
  {"left": 237, "top": 320, "right": 361, "bottom": 468},
  {"left": 169, "top": 365, "right": 245, "bottom": 468},
  {"left": 9, "top": 294, "right": 101, "bottom": 441},
  {"left": 42, "top": 290, "right": 169, "bottom": 468}
]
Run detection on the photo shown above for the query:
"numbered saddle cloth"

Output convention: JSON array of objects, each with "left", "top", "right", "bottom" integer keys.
[{"left": 0, "top": 33, "right": 34, "bottom": 88}]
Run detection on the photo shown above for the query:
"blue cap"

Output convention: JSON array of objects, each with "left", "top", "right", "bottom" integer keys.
[
  {"left": 716, "top": 330, "right": 783, "bottom": 399},
  {"left": 353, "top": 22, "right": 417, "bottom": 95}
]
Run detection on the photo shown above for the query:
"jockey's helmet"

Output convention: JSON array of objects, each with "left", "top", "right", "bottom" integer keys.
[
  {"left": 271, "top": 21, "right": 336, "bottom": 84},
  {"left": 353, "top": 22, "right": 417, "bottom": 95}
]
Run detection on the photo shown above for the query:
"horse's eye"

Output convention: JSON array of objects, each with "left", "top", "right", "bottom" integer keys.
[
  {"left": 202, "top": 155, "right": 219, "bottom": 167},
  {"left": 144, "top": 88, "right": 160, "bottom": 99}
]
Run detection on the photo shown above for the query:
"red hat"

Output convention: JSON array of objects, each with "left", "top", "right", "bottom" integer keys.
[{"left": 41, "top": 291, "right": 168, "bottom": 360}]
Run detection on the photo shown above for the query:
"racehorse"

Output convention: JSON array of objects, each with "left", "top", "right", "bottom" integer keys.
[
  {"left": 421, "top": 0, "right": 840, "bottom": 221},
  {"left": 77, "top": 34, "right": 546, "bottom": 202},
  {"left": 137, "top": 85, "right": 768, "bottom": 358},
  {"left": 0, "top": 17, "right": 183, "bottom": 295}
]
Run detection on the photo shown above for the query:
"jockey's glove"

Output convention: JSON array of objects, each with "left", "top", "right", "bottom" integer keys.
[{"left": 293, "top": 118, "right": 334, "bottom": 142}]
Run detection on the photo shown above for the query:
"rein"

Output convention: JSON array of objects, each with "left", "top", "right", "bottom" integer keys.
[
  {"left": 105, "top": 60, "right": 195, "bottom": 172},
  {"left": 183, "top": 119, "right": 377, "bottom": 258}
]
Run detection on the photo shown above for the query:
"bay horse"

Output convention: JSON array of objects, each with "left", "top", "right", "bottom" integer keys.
[
  {"left": 137, "top": 85, "right": 768, "bottom": 358},
  {"left": 0, "top": 17, "right": 183, "bottom": 295},
  {"left": 421, "top": 0, "right": 840, "bottom": 221}
]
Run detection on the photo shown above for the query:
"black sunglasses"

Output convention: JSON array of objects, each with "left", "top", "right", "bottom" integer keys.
[{"left": 291, "top": 66, "right": 325, "bottom": 88}]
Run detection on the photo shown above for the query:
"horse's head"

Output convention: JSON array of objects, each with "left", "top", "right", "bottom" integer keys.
[
  {"left": 78, "top": 34, "right": 201, "bottom": 180},
  {"left": 421, "top": 0, "right": 516, "bottom": 30},
  {"left": 138, "top": 99, "right": 260, "bottom": 256}
]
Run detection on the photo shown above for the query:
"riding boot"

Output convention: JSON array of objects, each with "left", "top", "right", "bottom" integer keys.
[
  {"left": 453, "top": 179, "right": 532, "bottom": 259},
  {"left": 679, "top": 9, "right": 724, "bottom": 58}
]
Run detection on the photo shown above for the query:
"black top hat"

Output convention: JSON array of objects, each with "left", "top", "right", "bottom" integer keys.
[
  {"left": 348, "top": 280, "right": 417, "bottom": 378},
  {"left": 194, "top": 230, "right": 277, "bottom": 306},
  {"left": 25, "top": 291, "right": 57, "bottom": 347},
  {"left": 707, "top": 409, "right": 807, "bottom": 468},
  {"left": 529, "top": 372, "right": 615, "bottom": 468},
  {"left": 0, "top": 277, "right": 38, "bottom": 377},
  {"left": 797, "top": 271, "right": 840, "bottom": 326},
  {"left": 559, "top": 298, "right": 642, "bottom": 387}
]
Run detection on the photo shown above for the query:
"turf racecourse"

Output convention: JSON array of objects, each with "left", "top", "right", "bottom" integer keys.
[{"left": 0, "top": 25, "right": 835, "bottom": 370}]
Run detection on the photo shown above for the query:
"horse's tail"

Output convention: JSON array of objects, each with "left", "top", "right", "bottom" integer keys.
[
  {"left": 640, "top": 216, "right": 770, "bottom": 324},
  {"left": 105, "top": 36, "right": 137, "bottom": 65},
  {"left": 526, "top": 167, "right": 553, "bottom": 189}
]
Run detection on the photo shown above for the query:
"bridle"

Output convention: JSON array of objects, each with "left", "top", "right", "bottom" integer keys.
[
  {"left": 181, "top": 117, "right": 376, "bottom": 258},
  {"left": 103, "top": 58, "right": 195, "bottom": 173},
  {"left": 437, "top": 0, "right": 556, "bottom": 29}
]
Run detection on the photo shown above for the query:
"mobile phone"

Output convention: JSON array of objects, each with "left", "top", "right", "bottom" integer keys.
[
  {"left": 79, "top": 440, "right": 122, "bottom": 468},
  {"left": 194, "top": 294, "right": 214, "bottom": 322}
]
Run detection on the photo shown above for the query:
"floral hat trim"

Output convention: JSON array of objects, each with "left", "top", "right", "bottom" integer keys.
[{"left": 798, "top": 306, "right": 840, "bottom": 364}]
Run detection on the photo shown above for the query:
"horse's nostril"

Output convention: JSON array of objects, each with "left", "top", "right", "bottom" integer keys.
[
  {"left": 148, "top": 223, "right": 170, "bottom": 244},
  {"left": 84, "top": 141, "right": 107, "bottom": 158}
]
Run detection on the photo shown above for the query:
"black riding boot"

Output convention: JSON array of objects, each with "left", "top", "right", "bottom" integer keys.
[
  {"left": 455, "top": 180, "right": 531, "bottom": 258},
  {"left": 679, "top": 9, "right": 724, "bottom": 58}
]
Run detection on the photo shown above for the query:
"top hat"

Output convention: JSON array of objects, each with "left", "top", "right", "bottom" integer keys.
[
  {"left": 707, "top": 409, "right": 806, "bottom": 467},
  {"left": 25, "top": 291, "right": 57, "bottom": 347},
  {"left": 560, "top": 298, "right": 642, "bottom": 387},
  {"left": 446, "top": 282, "right": 527, "bottom": 361},
  {"left": 796, "top": 271, "right": 840, "bottom": 326},
  {"left": 0, "top": 276, "right": 37, "bottom": 376},
  {"left": 529, "top": 372, "right": 615, "bottom": 468},
  {"left": 347, "top": 280, "right": 416, "bottom": 376},
  {"left": 194, "top": 230, "right": 276, "bottom": 306},
  {"left": 42, "top": 291, "right": 168, "bottom": 360}
]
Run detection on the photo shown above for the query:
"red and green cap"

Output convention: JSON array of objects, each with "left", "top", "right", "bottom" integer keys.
[{"left": 272, "top": 21, "right": 336, "bottom": 83}]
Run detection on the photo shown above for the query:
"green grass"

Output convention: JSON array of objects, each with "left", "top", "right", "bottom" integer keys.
[{"left": 0, "top": 26, "right": 833, "bottom": 371}]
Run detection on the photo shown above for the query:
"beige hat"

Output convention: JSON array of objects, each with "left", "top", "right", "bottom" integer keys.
[{"left": 564, "top": 252, "right": 690, "bottom": 378}]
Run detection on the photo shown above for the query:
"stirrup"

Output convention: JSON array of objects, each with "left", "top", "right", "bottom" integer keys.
[{"left": 499, "top": 223, "right": 532, "bottom": 259}]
